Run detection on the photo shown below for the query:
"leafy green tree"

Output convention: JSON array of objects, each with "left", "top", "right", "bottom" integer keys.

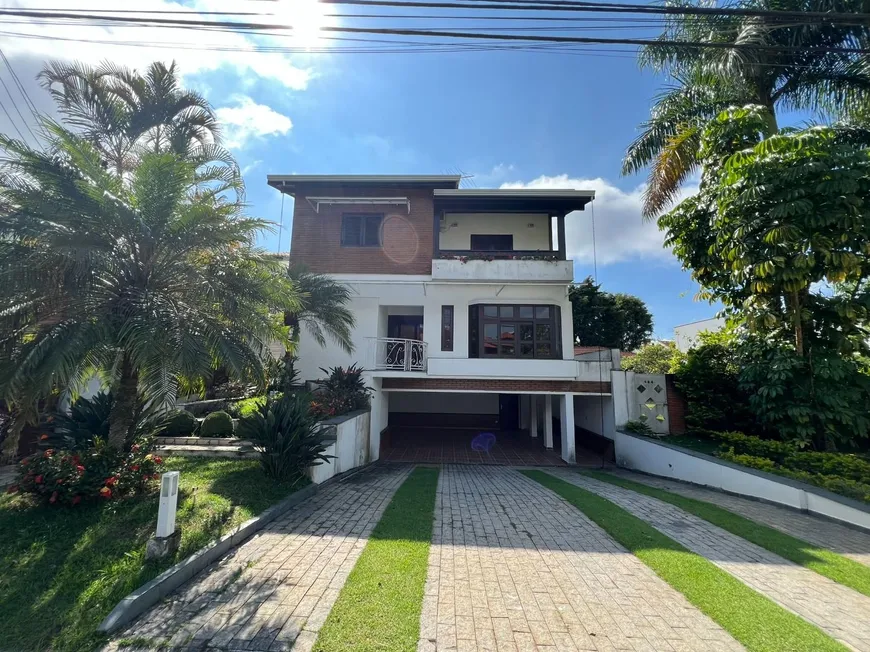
[
  {"left": 569, "top": 277, "right": 653, "bottom": 350},
  {"left": 621, "top": 342, "right": 685, "bottom": 374},
  {"left": 39, "top": 60, "right": 225, "bottom": 174},
  {"left": 623, "top": 0, "right": 870, "bottom": 217},
  {"left": 0, "top": 123, "right": 299, "bottom": 457}
]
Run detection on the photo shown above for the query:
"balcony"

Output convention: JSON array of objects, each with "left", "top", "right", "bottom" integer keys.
[
  {"left": 368, "top": 337, "right": 428, "bottom": 372},
  {"left": 432, "top": 256, "right": 574, "bottom": 282}
]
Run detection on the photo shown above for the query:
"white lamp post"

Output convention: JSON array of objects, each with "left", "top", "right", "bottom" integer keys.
[{"left": 146, "top": 471, "right": 182, "bottom": 560}]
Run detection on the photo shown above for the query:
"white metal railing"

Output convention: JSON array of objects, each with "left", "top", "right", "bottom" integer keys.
[{"left": 368, "top": 337, "right": 428, "bottom": 372}]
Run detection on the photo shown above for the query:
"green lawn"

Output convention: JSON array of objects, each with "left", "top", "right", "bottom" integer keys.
[
  {"left": 523, "top": 470, "right": 846, "bottom": 652},
  {"left": 313, "top": 466, "right": 439, "bottom": 652},
  {"left": 0, "top": 457, "right": 306, "bottom": 652},
  {"left": 585, "top": 470, "right": 870, "bottom": 599}
]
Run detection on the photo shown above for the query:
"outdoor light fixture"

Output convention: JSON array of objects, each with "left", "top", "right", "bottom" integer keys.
[{"left": 146, "top": 471, "right": 181, "bottom": 560}]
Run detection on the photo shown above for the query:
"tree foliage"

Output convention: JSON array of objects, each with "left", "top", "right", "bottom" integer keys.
[
  {"left": 624, "top": 0, "right": 870, "bottom": 217},
  {"left": 569, "top": 277, "right": 653, "bottom": 351},
  {"left": 621, "top": 342, "right": 684, "bottom": 375}
]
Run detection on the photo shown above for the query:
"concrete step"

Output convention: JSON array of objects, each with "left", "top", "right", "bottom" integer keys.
[
  {"left": 155, "top": 444, "right": 258, "bottom": 459},
  {"left": 155, "top": 436, "right": 250, "bottom": 447}
]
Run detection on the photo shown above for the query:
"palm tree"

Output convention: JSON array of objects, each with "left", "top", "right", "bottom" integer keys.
[
  {"left": 0, "top": 122, "right": 299, "bottom": 456},
  {"left": 39, "top": 60, "right": 223, "bottom": 174},
  {"left": 623, "top": 0, "right": 870, "bottom": 218},
  {"left": 286, "top": 264, "right": 355, "bottom": 354}
]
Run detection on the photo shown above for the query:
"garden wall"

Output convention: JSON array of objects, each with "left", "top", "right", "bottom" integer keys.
[
  {"left": 611, "top": 429, "right": 870, "bottom": 532},
  {"left": 309, "top": 410, "right": 370, "bottom": 484}
]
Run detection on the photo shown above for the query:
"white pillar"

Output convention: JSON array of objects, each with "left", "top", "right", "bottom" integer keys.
[
  {"left": 543, "top": 395, "right": 554, "bottom": 449},
  {"left": 559, "top": 394, "right": 576, "bottom": 464},
  {"left": 369, "top": 380, "right": 388, "bottom": 462},
  {"left": 519, "top": 395, "right": 529, "bottom": 430},
  {"left": 529, "top": 395, "right": 539, "bottom": 439}
]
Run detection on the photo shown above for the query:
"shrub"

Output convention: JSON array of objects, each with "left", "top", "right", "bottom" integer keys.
[
  {"left": 621, "top": 342, "right": 685, "bottom": 374},
  {"left": 623, "top": 419, "right": 654, "bottom": 435},
  {"left": 227, "top": 395, "right": 279, "bottom": 420},
  {"left": 200, "top": 411, "right": 234, "bottom": 437},
  {"left": 267, "top": 356, "right": 300, "bottom": 394},
  {"left": 49, "top": 392, "right": 165, "bottom": 450},
  {"left": 699, "top": 429, "right": 795, "bottom": 463},
  {"left": 311, "top": 364, "right": 372, "bottom": 420},
  {"left": 9, "top": 439, "right": 164, "bottom": 506},
  {"left": 237, "top": 394, "right": 331, "bottom": 483},
  {"left": 782, "top": 452, "right": 870, "bottom": 484},
  {"left": 161, "top": 410, "right": 198, "bottom": 437}
]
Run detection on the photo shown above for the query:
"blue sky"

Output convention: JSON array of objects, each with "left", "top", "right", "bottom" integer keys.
[{"left": 3, "top": 0, "right": 720, "bottom": 340}]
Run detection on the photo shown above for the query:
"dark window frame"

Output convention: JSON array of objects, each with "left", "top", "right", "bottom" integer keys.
[
  {"left": 470, "top": 234, "right": 514, "bottom": 251},
  {"left": 471, "top": 304, "right": 560, "bottom": 360},
  {"left": 441, "top": 305, "right": 454, "bottom": 351},
  {"left": 341, "top": 213, "right": 383, "bottom": 247}
]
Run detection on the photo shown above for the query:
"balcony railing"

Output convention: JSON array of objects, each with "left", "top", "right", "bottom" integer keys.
[
  {"left": 368, "top": 337, "right": 428, "bottom": 372},
  {"left": 438, "top": 250, "right": 563, "bottom": 261}
]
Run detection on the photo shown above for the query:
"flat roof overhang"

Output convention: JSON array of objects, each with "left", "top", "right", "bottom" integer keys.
[
  {"left": 433, "top": 188, "right": 595, "bottom": 216},
  {"left": 268, "top": 174, "right": 462, "bottom": 195}
]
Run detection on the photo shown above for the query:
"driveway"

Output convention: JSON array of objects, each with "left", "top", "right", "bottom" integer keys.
[{"left": 109, "top": 463, "right": 870, "bottom": 652}]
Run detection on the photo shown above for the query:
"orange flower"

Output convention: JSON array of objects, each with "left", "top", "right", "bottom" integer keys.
[
  {"left": 99, "top": 487, "right": 112, "bottom": 497},
  {"left": 39, "top": 434, "right": 49, "bottom": 441},
  {"left": 105, "top": 476, "right": 118, "bottom": 487}
]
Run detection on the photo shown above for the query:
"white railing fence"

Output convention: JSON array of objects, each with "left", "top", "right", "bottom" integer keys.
[{"left": 368, "top": 337, "right": 428, "bottom": 372}]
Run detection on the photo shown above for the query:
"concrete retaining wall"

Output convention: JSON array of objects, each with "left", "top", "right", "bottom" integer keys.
[{"left": 310, "top": 410, "right": 370, "bottom": 485}]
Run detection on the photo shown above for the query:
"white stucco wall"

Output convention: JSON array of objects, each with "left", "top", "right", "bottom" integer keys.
[
  {"left": 612, "top": 430, "right": 870, "bottom": 531},
  {"left": 439, "top": 213, "right": 551, "bottom": 250},
  {"left": 574, "top": 395, "right": 614, "bottom": 435},
  {"left": 389, "top": 391, "right": 499, "bottom": 414},
  {"left": 309, "top": 411, "right": 370, "bottom": 484},
  {"left": 673, "top": 317, "right": 725, "bottom": 352}
]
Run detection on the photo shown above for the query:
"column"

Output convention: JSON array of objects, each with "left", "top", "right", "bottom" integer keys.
[
  {"left": 369, "top": 380, "right": 388, "bottom": 462},
  {"left": 559, "top": 393, "right": 576, "bottom": 464},
  {"left": 519, "top": 395, "right": 530, "bottom": 430},
  {"left": 529, "top": 395, "right": 539, "bottom": 439},
  {"left": 543, "top": 395, "right": 554, "bottom": 449}
]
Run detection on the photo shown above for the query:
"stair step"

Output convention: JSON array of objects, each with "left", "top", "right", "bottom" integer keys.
[
  {"left": 155, "top": 437, "right": 250, "bottom": 447},
  {"left": 156, "top": 444, "right": 258, "bottom": 459}
]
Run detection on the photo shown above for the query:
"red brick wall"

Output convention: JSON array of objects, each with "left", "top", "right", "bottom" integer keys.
[
  {"left": 382, "top": 378, "right": 611, "bottom": 393},
  {"left": 666, "top": 374, "right": 687, "bottom": 435},
  {"left": 289, "top": 185, "right": 435, "bottom": 275}
]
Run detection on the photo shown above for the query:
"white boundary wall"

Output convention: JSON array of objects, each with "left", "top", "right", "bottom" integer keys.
[
  {"left": 611, "top": 429, "right": 870, "bottom": 532},
  {"left": 309, "top": 410, "right": 370, "bottom": 484}
]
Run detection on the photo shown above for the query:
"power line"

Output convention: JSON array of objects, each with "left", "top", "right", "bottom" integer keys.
[
  {"left": 0, "top": 94, "right": 28, "bottom": 142},
  {"left": 0, "top": 72, "right": 37, "bottom": 142},
  {"left": 3, "top": 9, "right": 868, "bottom": 54},
  {"left": 0, "top": 49, "right": 40, "bottom": 123}
]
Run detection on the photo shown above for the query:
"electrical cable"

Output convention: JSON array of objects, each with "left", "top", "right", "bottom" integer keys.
[{"left": 0, "top": 94, "right": 28, "bottom": 142}]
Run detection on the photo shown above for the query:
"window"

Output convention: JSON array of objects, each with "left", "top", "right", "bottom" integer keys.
[
  {"left": 441, "top": 305, "right": 454, "bottom": 351},
  {"left": 471, "top": 304, "right": 560, "bottom": 359},
  {"left": 470, "top": 234, "right": 513, "bottom": 251},
  {"left": 341, "top": 213, "right": 383, "bottom": 247}
]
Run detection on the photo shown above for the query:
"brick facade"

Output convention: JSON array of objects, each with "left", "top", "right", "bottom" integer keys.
[
  {"left": 666, "top": 374, "right": 687, "bottom": 435},
  {"left": 289, "top": 185, "right": 435, "bottom": 275},
  {"left": 381, "top": 377, "right": 610, "bottom": 394}
]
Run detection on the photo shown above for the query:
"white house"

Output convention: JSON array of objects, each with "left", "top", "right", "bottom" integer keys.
[
  {"left": 673, "top": 317, "right": 725, "bottom": 352},
  {"left": 269, "top": 174, "right": 617, "bottom": 464}
]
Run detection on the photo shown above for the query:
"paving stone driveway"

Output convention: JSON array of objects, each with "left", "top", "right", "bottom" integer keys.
[
  {"left": 419, "top": 466, "right": 742, "bottom": 652},
  {"left": 552, "top": 470, "right": 870, "bottom": 652},
  {"left": 108, "top": 464, "right": 411, "bottom": 652}
]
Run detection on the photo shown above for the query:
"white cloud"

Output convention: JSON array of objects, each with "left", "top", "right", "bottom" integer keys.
[
  {"left": 2, "top": 0, "right": 312, "bottom": 91},
  {"left": 499, "top": 174, "right": 698, "bottom": 266},
  {"left": 215, "top": 97, "right": 292, "bottom": 149}
]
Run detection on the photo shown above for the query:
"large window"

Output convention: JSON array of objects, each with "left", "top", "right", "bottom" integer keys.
[
  {"left": 341, "top": 213, "right": 382, "bottom": 247},
  {"left": 469, "top": 304, "right": 560, "bottom": 359},
  {"left": 470, "top": 234, "right": 513, "bottom": 251}
]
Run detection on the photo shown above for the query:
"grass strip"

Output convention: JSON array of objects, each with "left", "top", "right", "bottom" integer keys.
[
  {"left": 0, "top": 457, "right": 305, "bottom": 652},
  {"left": 313, "top": 466, "right": 439, "bottom": 652},
  {"left": 584, "top": 470, "right": 870, "bottom": 599},
  {"left": 522, "top": 470, "right": 846, "bottom": 652}
]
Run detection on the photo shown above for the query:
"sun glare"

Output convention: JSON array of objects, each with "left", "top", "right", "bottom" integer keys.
[{"left": 279, "top": 0, "right": 328, "bottom": 49}]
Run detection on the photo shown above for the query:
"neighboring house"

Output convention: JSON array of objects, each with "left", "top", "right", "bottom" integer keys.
[
  {"left": 673, "top": 317, "right": 725, "bottom": 352},
  {"left": 269, "top": 174, "right": 617, "bottom": 463}
]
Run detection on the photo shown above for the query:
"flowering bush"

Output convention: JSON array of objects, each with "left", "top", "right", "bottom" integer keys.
[
  {"left": 310, "top": 365, "right": 371, "bottom": 420},
  {"left": 8, "top": 440, "right": 164, "bottom": 506}
]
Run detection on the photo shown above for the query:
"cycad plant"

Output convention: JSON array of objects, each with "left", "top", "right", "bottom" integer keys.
[
  {"left": 0, "top": 122, "right": 299, "bottom": 456},
  {"left": 623, "top": 0, "right": 870, "bottom": 217},
  {"left": 286, "top": 264, "right": 355, "bottom": 354}
]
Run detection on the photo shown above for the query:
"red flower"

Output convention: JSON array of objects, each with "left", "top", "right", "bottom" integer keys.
[
  {"left": 131, "top": 444, "right": 140, "bottom": 453},
  {"left": 76, "top": 465, "right": 85, "bottom": 474},
  {"left": 56, "top": 478, "right": 63, "bottom": 485},
  {"left": 20, "top": 459, "right": 28, "bottom": 467},
  {"left": 153, "top": 456, "right": 163, "bottom": 465},
  {"left": 99, "top": 487, "right": 112, "bottom": 498},
  {"left": 105, "top": 476, "right": 118, "bottom": 487},
  {"left": 49, "top": 491, "right": 58, "bottom": 504},
  {"left": 39, "top": 434, "right": 49, "bottom": 441},
  {"left": 6, "top": 485, "right": 18, "bottom": 494},
  {"left": 72, "top": 496, "right": 81, "bottom": 505},
  {"left": 131, "top": 465, "right": 139, "bottom": 472},
  {"left": 43, "top": 450, "right": 53, "bottom": 458},
  {"left": 35, "top": 475, "right": 44, "bottom": 484}
]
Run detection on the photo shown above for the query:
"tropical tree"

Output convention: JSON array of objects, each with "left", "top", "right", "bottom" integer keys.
[
  {"left": 286, "top": 264, "right": 355, "bottom": 354},
  {"left": 569, "top": 277, "right": 653, "bottom": 350},
  {"left": 623, "top": 0, "right": 870, "bottom": 217},
  {"left": 39, "top": 60, "right": 226, "bottom": 175},
  {"left": 621, "top": 342, "right": 685, "bottom": 374},
  {"left": 0, "top": 123, "right": 299, "bottom": 458}
]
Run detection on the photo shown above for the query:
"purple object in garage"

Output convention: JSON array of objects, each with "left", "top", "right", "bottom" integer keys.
[{"left": 471, "top": 432, "right": 497, "bottom": 452}]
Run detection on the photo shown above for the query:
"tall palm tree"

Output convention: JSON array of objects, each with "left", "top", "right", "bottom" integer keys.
[
  {"left": 39, "top": 60, "right": 224, "bottom": 175},
  {"left": 0, "top": 122, "right": 299, "bottom": 456},
  {"left": 623, "top": 0, "right": 870, "bottom": 218},
  {"left": 286, "top": 264, "right": 355, "bottom": 354}
]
